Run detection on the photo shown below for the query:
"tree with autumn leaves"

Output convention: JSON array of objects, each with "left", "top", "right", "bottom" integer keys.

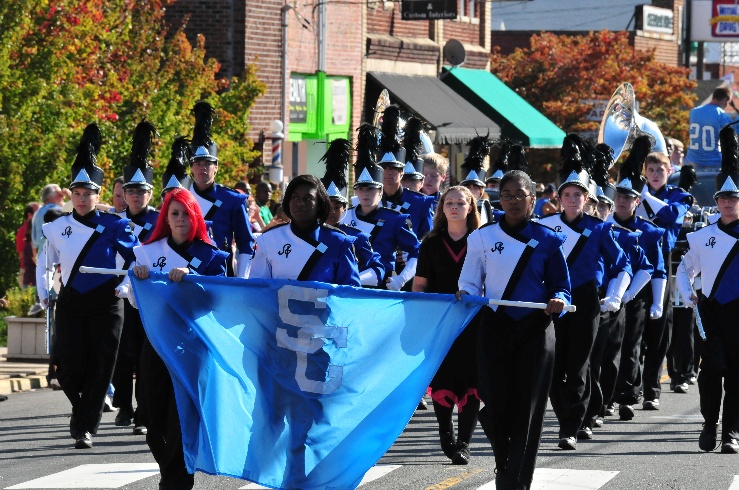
[
  {"left": 490, "top": 30, "right": 696, "bottom": 142},
  {"left": 0, "top": 0, "right": 266, "bottom": 294}
]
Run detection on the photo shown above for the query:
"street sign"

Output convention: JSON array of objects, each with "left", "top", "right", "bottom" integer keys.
[{"left": 401, "top": 0, "right": 457, "bottom": 20}]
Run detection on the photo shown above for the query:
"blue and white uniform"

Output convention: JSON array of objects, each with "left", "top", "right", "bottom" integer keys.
[
  {"left": 341, "top": 205, "right": 420, "bottom": 289},
  {"left": 638, "top": 184, "right": 693, "bottom": 255},
  {"left": 457, "top": 217, "right": 570, "bottom": 489},
  {"left": 685, "top": 104, "right": 733, "bottom": 168},
  {"left": 538, "top": 212, "right": 629, "bottom": 440},
  {"left": 251, "top": 222, "right": 360, "bottom": 286},
  {"left": 338, "top": 223, "right": 385, "bottom": 287},
  {"left": 129, "top": 236, "right": 228, "bottom": 488},
  {"left": 115, "top": 207, "right": 159, "bottom": 271},
  {"left": 41, "top": 210, "right": 138, "bottom": 438},
  {"left": 189, "top": 182, "right": 255, "bottom": 277},
  {"left": 677, "top": 219, "right": 739, "bottom": 444},
  {"left": 381, "top": 187, "right": 435, "bottom": 239}
]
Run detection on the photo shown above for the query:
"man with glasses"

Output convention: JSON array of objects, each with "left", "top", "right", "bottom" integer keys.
[{"left": 188, "top": 101, "right": 254, "bottom": 277}]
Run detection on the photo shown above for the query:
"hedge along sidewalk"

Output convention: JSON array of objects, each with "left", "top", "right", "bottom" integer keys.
[{"left": 0, "top": 347, "right": 49, "bottom": 395}]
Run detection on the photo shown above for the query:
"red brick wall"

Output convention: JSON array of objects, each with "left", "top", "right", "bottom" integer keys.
[
  {"left": 367, "top": 4, "right": 431, "bottom": 38},
  {"left": 632, "top": 34, "right": 680, "bottom": 67}
]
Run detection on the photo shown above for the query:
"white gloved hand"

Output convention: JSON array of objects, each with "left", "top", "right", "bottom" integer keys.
[
  {"left": 621, "top": 290, "right": 636, "bottom": 304},
  {"left": 601, "top": 297, "right": 621, "bottom": 312},
  {"left": 115, "top": 284, "right": 129, "bottom": 299},
  {"left": 650, "top": 303, "right": 663, "bottom": 319},
  {"left": 385, "top": 275, "right": 404, "bottom": 291},
  {"left": 359, "top": 269, "right": 380, "bottom": 287}
]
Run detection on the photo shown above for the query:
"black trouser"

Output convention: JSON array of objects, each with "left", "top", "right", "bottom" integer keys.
[
  {"left": 697, "top": 297, "right": 739, "bottom": 441},
  {"left": 139, "top": 337, "right": 193, "bottom": 489},
  {"left": 112, "top": 299, "right": 145, "bottom": 423},
  {"left": 55, "top": 282, "right": 123, "bottom": 435},
  {"left": 615, "top": 289, "right": 648, "bottom": 405},
  {"left": 477, "top": 307, "right": 554, "bottom": 490},
  {"left": 584, "top": 308, "right": 621, "bottom": 428},
  {"left": 642, "top": 278, "right": 672, "bottom": 401},
  {"left": 550, "top": 282, "right": 600, "bottom": 438},
  {"left": 46, "top": 298, "right": 58, "bottom": 382},
  {"left": 667, "top": 306, "right": 695, "bottom": 385},
  {"left": 599, "top": 308, "right": 626, "bottom": 409}
]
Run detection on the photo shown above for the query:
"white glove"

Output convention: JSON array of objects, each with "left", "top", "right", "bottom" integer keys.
[
  {"left": 385, "top": 274, "right": 404, "bottom": 291},
  {"left": 236, "top": 252, "right": 252, "bottom": 278},
  {"left": 650, "top": 277, "right": 667, "bottom": 319},
  {"left": 601, "top": 297, "right": 621, "bottom": 312},
  {"left": 639, "top": 186, "right": 668, "bottom": 219},
  {"left": 622, "top": 269, "right": 652, "bottom": 304},
  {"left": 359, "top": 269, "right": 380, "bottom": 287},
  {"left": 386, "top": 257, "right": 418, "bottom": 291},
  {"left": 115, "top": 284, "right": 129, "bottom": 299},
  {"left": 606, "top": 271, "right": 630, "bottom": 302}
]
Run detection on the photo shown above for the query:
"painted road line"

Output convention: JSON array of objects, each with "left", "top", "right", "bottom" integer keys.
[
  {"left": 6, "top": 463, "right": 160, "bottom": 489},
  {"left": 239, "top": 464, "right": 402, "bottom": 489},
  {"left": 425, "top": 468, "right": 486, "bottom": 490},
  {"left": 478, "top": 468, "right": 619, "bottom": 490}
]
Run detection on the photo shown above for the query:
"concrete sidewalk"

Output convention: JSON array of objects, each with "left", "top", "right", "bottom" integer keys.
[{"left": 0, "top": 346, "right": 49, "bottom": 395}]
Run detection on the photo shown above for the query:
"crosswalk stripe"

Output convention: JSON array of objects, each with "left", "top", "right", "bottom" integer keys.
[
  {"left": 238, "top": 465, "right": 402, "bottom": 489},
  {"left": 477, "top": 468, "right": 619, "bottom": 490},
  {"left": 5, "top": 463, "right": 160, "bottom": 489},
  {"left": 728, "top": 475, "right": 739, "bottom": 490}
]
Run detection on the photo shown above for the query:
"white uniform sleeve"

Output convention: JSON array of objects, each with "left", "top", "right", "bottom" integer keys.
[
  {"left": 249, "top": 238, "right": 271, "bottom": 279},
  {"left": 386, "top": 258, "right": 417, "bottom": 291},
  {"left": 236, "top": 252, "right": 252, "bottom": 279},
  {"left": 458, "top": 230, "right": 484, "bottom": 296}
]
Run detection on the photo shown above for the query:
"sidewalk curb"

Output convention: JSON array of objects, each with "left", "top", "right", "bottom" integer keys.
[{"left": 0, "top": 375, "right": 49, "bottom": 394}]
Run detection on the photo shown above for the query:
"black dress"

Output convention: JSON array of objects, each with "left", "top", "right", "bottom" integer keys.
[{"left": 416, "top": 229, "right": 479, "bottom": 412}]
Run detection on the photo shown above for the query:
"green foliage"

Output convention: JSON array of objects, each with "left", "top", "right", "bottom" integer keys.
[
  {"left": 0, "top": 0, "right": 266, "bottom": 295},
  {"left": 490, "top": 31, "right": 696, "bottom": 141},
  {"left": 0, "top": 286, "right": 39, "bottom": 318}
]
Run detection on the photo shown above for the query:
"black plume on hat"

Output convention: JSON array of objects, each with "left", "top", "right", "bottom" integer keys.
[
  {"left": 319, "top": 138, "right": 353, "bottom": 191},
  {"left": 403, "top": 117, "right": 425, "bottom": 173},
  {"left": 123, "top": 119, "right": 157, "bottom": 189},
  {"left": 617, "top": 135, "right": 651, "bottom": 194},
  {"left": 162, "top": 136, "right": 192, "bottom": 191},
  {"left": 595, "top": 143, "right": 615, "bottom": 170},
  {"left": 461, "top": 134, "right": 491, "bottom": 175},
  {"left": 508, "top": 144, "right": 528, "bottom": 173},
  {"left": 379, "top": 105, "right": 401, "bottom": 156},
  {"left": 678, "top": 164, "right": 697, "bottom": 193},
  {"left": 489, "top": 140, "right": 512, "bottom": 176},
  {"left": 715, "top": 122, "right": 739, "bottom": 196},
  {"left": 354, "top": 123, "right": 383, "bottom": 187},
  {"left": 192, "top": 101, "right": 215, "bottom": 148},
  {"left": 70, "top": 123, "right": 104, "bottom": 190},
  {"left": 590, "top": 143, "right": 611, "bottom": 189},
  {"left": 558, "top": 133, "right": 589, "bottom": 191}
]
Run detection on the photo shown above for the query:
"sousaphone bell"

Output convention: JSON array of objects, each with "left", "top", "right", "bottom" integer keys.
[{"left": 598, "top": 82, "right": 667, "bottom": 165}]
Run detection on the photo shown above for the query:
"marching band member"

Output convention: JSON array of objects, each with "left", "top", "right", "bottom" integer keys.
[
  {"left": 160, "top": 136, "right": 193, "bottom": 199},
  {"left": 251, "top": 174, "right": 360, "bottom": 286},
  {"left": 378, "top": 107, "right": 434, "bottom": 239},
  {"left": 586, "top": 144, "right": 654, "bottom": 430},
  {"left": 606, "top": 136, "right": 667, "bottom": 421},
  {"left": 638, "top": 151, "right": 694, "bottom": 395},
  {"left": 485, "top": 139, "right": 510, "bottom": 197},
  {"left": 40, "top": 124, "right": 138, "bottom": 449},
  {"left": 676, "top": 123, "right": 739, "bottom": 454},
  {"left": 538, "top": 135, "right": 630, "bottom": 449},
  {"left": 319, "top": 137, "right": 385, "bottom": 287},
  {"left": 459, "top": 135, "right": 499, "bottom": 226},
  {"left": 187, "top": 101, "right": 254, "bottom": 277},
  {"left": 112, "top": 120, "right": 160, "bottom": 435},
  {"left": 457, "top": 170, "right": 571, "bottom": 490},
  {"left": 422, "top": 152, "right": 449, "bottom": 211},
  {"left": 414, "top": 186, "right": 481, "bottom": 465},
  {"left": 127, "top": 188, "right": 229, "bottom": 489},
  {"left": 341, "top": 124, "right": 421, "bottom": 291}
]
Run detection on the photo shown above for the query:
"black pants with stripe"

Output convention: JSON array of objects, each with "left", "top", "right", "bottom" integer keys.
[
  {"left": 697, "top": 297, "right": 739, "bottom": 441},
  {"left": 550, "top": 281, "right": 600, "bottom": 438},
  {"left": 477, "top": 307, "right": 554, "bottom": 490},
  {"left": 584, "top": 308, "right": 622, "bottom": 427},
  {"left": 55, "top": 282, "right": 123, "bottom": 436},
  {"left": 615, "top": 288, "right": 648, "bottom": 405}
]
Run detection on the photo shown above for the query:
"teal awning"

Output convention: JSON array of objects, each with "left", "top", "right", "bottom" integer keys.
[{"left": 442, "top": 67, "right": 566, "bottom": 148}]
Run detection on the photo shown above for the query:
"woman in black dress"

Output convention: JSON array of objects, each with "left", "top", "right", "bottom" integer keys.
[{"left": 413, "top": 186, "right": 481, "bottom": 465}]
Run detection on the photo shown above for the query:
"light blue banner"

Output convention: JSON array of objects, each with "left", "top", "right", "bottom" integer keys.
[{"left": 131, "top": 273, "right": 483, "bottom": 490}]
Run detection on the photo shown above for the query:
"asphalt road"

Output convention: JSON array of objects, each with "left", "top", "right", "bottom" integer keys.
[{"left": 0, "top": 381, "right": 736, "bottom": 489}]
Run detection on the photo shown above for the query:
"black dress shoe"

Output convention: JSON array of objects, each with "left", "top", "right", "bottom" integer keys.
[
  {"left": 699, "top": 423, "right": 718, "bottom": 452},
  {"left": 577, "top": 427, "right": 593, "bottom": 440},
  {"left": 133, "top": 425, "right": 148, "bottom": 436},
  {"left": 619, "top": 404, "right": 635, "bottom": 421},
  {"left": 75, "top": 432, "right": 93, "bottom": 449},
  {"left": 440, "top": 431, "right": 457, "bottom": 459},
  {"left": 115, "top": 410, "right": 132, "bottom": 427},
  {"left": 721, "top": 438, "right": 739, "bottom": 454},
  {"left": 451, "top": 441, "right": 470, "bottom": 465}
]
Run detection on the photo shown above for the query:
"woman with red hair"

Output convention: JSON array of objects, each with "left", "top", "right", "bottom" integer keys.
[{"left": 127, "top": 187, "right": 228, "bottom": 490}]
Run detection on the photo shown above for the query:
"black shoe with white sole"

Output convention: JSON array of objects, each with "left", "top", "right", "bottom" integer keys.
[
  {"left": 75, "top": 432, "right": 92, "bottom": 449},
  {"left": 721, "top": 438, "right": 739, "bottom": 454}
]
